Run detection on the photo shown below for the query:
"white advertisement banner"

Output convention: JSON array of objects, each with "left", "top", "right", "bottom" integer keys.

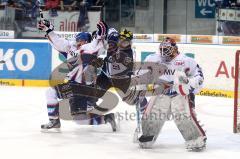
[
  {"left": 21, "top": 11, "right": 100, "bottom": 38},
  {"left": 133, "top": 34, "right": 154, "bottom": 43},
  {"left": 133, "top": 43, "right": 239, "bottom": 94},
  {"left": 0, "top": 30, "right": 14, "bottom": 39}
]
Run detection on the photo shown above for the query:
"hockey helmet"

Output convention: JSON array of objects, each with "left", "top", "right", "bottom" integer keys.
[
  {"left": 75, "top": 32, "right": 91, "bottom": 42},
  {"left": 119, "top": 29, "right": 133, "bottom": 41},
  {"left": 159, "top": 37, "right": 178, "bottom": 62},
  {"left": 108, "top": 31, "right": 119, "bottom": 43}
]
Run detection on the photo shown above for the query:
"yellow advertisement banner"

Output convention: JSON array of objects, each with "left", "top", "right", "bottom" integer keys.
[
  {"left": 156, "top": 34, "right": 181, "bottom": 43},
  {"left": 222, "top": 36, "right": 240, "bottom": 45},
  {"left": 191, "top": 35, "right": 213, "bottom": 44}
]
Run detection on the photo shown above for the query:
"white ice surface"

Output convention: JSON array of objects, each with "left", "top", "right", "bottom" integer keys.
[{"left": 0, "top": 86, "right": 240, "bottom": 159}]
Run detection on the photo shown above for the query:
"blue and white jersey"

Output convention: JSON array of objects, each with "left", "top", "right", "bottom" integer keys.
[{"left": 47, "top": 31, "right": 107, "bottom": 83}]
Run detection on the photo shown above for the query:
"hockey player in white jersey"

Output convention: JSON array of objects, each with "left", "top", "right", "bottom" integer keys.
[
  {"left": 138, "top": 37, "right": 206, "bottom": 151},
  {"left": 37, "top": 19, "right": 117, "bottom": 131}
]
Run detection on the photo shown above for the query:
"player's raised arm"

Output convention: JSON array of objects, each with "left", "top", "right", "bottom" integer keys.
[
  {"left": 38, "top": 19, "right": 72, "bottom": 53},
  {"left": 80, "top": 21, "right": 108, "bottom": 56}
]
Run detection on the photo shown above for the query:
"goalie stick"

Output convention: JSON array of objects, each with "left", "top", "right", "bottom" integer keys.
[{"left": 133, "top": 98, "right": 143, "bottom": 143}]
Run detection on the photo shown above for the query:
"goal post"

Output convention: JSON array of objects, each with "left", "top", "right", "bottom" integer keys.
[{"left": 234, "top": 50, "right": 240, "bottom": 133}]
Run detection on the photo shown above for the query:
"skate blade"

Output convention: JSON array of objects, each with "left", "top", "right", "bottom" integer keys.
[
  {"left": 186, "top": 146, "right": 206, "bottom": 152},
  {"left": 133, "top": 129, "right": 141, "bottom": 143},
  {"left": 41, "top": 128, "right": 61, "bottom": 133},
  {"left": 139, "top": 142, "right": 154, "bottom": 149}
]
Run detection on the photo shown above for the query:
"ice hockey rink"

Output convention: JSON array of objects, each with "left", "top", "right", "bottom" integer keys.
[{"left": 0, "top": 86, "right": 239, "bottom": 159}]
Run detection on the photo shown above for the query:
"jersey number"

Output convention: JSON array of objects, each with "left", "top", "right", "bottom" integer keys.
[{"left": 113, "top": 64, "right": 120, "bottom": 70}]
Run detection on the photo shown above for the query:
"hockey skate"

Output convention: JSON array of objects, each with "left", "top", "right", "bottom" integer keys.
[
  {"left": 185, "top": 136, "right": 207, "bottom": 152},
  {"left": 41, "top": 119, "right": 61, "bottom": 133},
  {"left": 104, "top": 113, "right": 117, "bottom": 132},
  {"left": 138, "top": 135, "right": 155, "bottom": 149}
]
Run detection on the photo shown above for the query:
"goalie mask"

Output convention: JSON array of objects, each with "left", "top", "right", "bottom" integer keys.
[{"left": 159, "top": 37, "right": 178, "bottom": 63}]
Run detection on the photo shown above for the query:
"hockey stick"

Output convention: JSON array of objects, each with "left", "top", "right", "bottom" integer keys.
[
  {"left": 36, "top": 0, "right": 44, "bottom": 21},
  {"left": 133, "top": 99, "right": 143, "bottom": 143}
]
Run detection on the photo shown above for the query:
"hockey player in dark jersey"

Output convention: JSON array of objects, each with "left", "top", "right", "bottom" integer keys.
[{"left": 95, "top": 29, "right": 133, "bottom": 97}]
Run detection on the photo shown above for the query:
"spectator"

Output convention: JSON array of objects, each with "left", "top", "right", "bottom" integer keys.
[
  {"left": 0, "top": 0, "right": 8, "bottom": 5},
  {"left": 45, "top": 0, "right": 59, "bottom": 17},
  {"left": 7, "top": 0, "right": 16, "bottom": 7},
  {"left": 76, "top": 0, "right": 89, "bottom": 31},
  {"left": 95, "top": 0, "right": 104, "bottom": 6},
  {"left": 60, "top": 0, "right": 77, "bottom": 11}
]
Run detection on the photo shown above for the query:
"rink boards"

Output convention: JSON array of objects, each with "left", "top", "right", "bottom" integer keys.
[{"left": 0, "top": 39, "right": 239, "bottom": 98}]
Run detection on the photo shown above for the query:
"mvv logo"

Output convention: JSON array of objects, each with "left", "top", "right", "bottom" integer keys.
[{"left": 164, "top": 69, "right": 175, "bottom": 75}]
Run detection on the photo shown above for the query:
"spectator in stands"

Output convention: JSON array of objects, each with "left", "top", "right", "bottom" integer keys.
[
  {"left": 0, "top": 0, "right": 8, "bottom": 5},
  {"left": 60, "top": 0, "right": 77, "bottom": 11},
  {"left": 7, "top": 0, "right": 16, "bottom": 7},
  {"left": 45, "top": 0, "right": 59, "bottom": 17},
  {"left": 95, "top": 0, "right": 104, "bottom": 6},
  {"left": 77, "top": 0, "right": 89, "bottom": 31}
]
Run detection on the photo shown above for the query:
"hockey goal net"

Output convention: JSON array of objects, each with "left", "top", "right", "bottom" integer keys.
[{"left": 234, "top": 50, "right": 240, "bottom": 133}]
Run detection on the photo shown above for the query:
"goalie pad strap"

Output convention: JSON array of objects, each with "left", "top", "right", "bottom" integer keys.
[
  {"left": 179, "top": 85, "right": 186, "bottom": 96},
  {"left": 188, "top": 97, "right": 206, "bottom": 136}
]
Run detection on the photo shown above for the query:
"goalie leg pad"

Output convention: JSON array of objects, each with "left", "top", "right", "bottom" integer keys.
[
  {"left": 139, "top": 95, "right": 171, "bottom": 148},
  {"left": 185, "top": 136, "right": 207, "bottom": 151},
  {"left": 171, "top": 95, "right": 206, "bottom": 149}
]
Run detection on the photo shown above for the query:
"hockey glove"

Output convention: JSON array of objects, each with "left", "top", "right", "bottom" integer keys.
[
  {"left": 38, "top": 19, "right": 54, "bottom": 35},
  {"left": 173, "top": 71, "right": 191, "bottom": 96},
  {"left": 97, "top": 21, "right": 108, "bottom": 37},
  {"left": 90, "top": 58, "right": 104, "bottom": 68}
]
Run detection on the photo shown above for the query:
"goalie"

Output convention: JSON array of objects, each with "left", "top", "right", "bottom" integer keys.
[{"left": 138, "top": 37, "right": 206, "bottom": 151}]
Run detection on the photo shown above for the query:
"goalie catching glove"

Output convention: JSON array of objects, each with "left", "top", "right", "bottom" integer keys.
[
  {"left": 173, "top": 70, "right": 203, "bottom": 96},
  {"left": 38, "top": 19, "right": 54, "bottom": 35}
]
